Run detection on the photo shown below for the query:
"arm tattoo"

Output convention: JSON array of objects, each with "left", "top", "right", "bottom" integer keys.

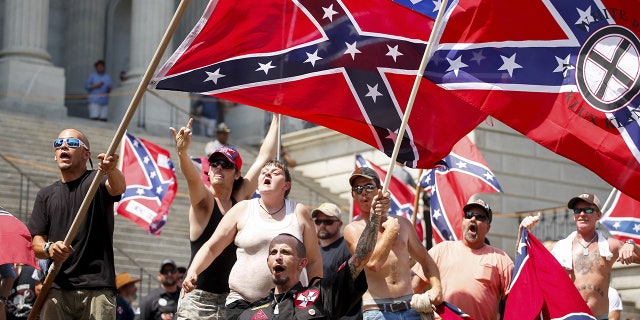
[{"left": 349, "top": 214, "right": 381, "bottom": 279}]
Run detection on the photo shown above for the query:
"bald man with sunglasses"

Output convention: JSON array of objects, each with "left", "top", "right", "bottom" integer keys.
[
  {"left": 520, "top": 193, "right": 640, "bottom": 318},
  {"left": 28, "top": 128, "right": 126, "bottom": 319}
]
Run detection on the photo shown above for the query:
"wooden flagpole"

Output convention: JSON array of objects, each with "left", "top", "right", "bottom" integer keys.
[
  {"left": 27, "top": 1, "right": 191, "bottom": 318},
  {"left": 411, "top": 169, "right": 424, "bottom": 226},
  {"left": 381, "top": 0, "right": 451, "bottom": 194}
]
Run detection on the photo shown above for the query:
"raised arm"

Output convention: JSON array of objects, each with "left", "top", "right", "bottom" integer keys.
[
  {"left": 348, "top": 190, "right": 390, "bottom": 278},
  {"left": 98, "top": 153, "right": 126, "bottom": 196},
  {"left": 234, "top": 113, "right": 279, "bottom": 200},
  {"left": 170, "top": 119, "right": 211, "bottom": 207}
]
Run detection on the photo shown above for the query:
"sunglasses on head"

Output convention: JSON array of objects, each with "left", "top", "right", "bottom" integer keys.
[
  {"left": 209, "top": 159, "right": 235, "bottom": 169},
  {"left": 160, "top": 268, "right": 177, "bottom": 275},
  {"left": 53, "top": 138, "right": 89, "bottom": 150},
  {"left": 352, "top": 184, "right": 376, "bottom": 195},
  {"left": 572, "top": 207, "right": 595, "bottom": 214},
  {"left": 464, "top": 211, "right": 488, "bottom": 222},
  {"left": 314, "top": 219, "right": 339, "bottom": 226}
]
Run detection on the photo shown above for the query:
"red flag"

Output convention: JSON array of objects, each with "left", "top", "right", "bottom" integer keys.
[
  {"left": 419, "top": 136, "right": 501, "bottom": 242},
  {"left": 436, "top": 301, "right": 475, "bottom": 320},
  {"left": 353, "top": 155, "right": 423, "bottom": 240},
  {"left": 152, "top": 0, "right": 487, "bottom": 169},
  {"left": 0, "top": 209, "right": 38, "bottom": 269},
  {"left": 504, "top": 229, "right": 596, "bottom": 320},
  {"left": 400, "top": 0, "right": 640, "bottom": 202},
  {"left": 601, "top": 189, "right": 640, "bottom": 243},
  {"left": 116, "top": 132, "right": 178, "bottom": 235}
]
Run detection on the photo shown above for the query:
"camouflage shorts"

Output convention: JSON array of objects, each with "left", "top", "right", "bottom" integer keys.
[{"left": 176, "top": 289, "right": 228, "bottom": 320}]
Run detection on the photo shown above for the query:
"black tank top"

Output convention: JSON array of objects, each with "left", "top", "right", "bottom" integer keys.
[{"left": 189, "top": 198, "right": 238, "bottom": 293}]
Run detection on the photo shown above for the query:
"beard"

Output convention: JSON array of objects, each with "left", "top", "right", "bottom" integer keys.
[
  {"left": 463, "top": 225, "right": 479, "bottom": 242},
  {"left": 317, "top": 229, "right": 336, "bottom": 240}
]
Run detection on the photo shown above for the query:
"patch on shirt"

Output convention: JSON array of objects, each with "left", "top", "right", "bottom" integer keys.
[
  {"left": 251, "top": 309, "right": 269, "bottom": 320},
  {"left": 294, "top": 289, "right": 319, "bottom": 309}
]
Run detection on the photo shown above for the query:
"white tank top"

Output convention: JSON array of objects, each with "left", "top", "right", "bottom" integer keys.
[{"left": 226, "top": 198, "right": 304, "bottom": 304}]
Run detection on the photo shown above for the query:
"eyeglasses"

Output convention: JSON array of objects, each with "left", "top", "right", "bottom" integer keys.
[
  {"left": 572, "top": 207, "right": 595, "bottom": 214},
  {"left": 209, "top": 159, "right": 235, "bottom": 169},
  {"left": 314, "top": 219, "right": 339, "bottom": 226},
  {"left": 464, "top": 211, "right": 488, "bottom": 222},
  {"left": 160, "top": 268, "right": 177, "bottom": 275},
  {"left": 352, "top": 184, "right": 377, "bottom": 194},
  {"left": 53, "top": 138, "right": 89, "bottom": 150}
]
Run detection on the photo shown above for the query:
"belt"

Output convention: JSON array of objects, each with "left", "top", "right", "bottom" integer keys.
[{"left": 363, "top": 300, "right": 411, "bottom": 312}]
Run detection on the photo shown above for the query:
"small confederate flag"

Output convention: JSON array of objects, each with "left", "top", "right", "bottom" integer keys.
[
  {"left": 419, "top": 136, "right": 501, "bottom": 242},
  {"left": 116, "top": 132, "right": 177, "bottom": 235},
  {"left": 504, "top": 229, "right": 596, "bottom": 320},
  {"left": 353, "top": 155, "right": 423, "bottom": 241},
  {"left": 600, "top": 188, "right": 640, "bottom": 243}
]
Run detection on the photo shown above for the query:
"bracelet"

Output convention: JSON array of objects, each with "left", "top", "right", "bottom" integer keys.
[{"left": 43, "top": 241, "right": 53, "bottom": 258}]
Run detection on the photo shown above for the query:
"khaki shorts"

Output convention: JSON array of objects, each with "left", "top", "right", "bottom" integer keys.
[{"left": 41, "top": 288, "right": 115, "bottom": 320}]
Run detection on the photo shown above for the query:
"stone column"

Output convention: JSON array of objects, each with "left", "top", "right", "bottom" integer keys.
[
  {"left": 111, "top": 0, "right": 189, "bottom": 134},
  {"left": 0, "top": 0, "right": 66, "bottom": 117}
]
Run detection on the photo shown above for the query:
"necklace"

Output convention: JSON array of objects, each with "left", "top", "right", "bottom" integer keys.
[
  {"left": 576, "top": 234, "right": 598, "bottom": 256},
  {"left": 273, "top": 292, "right": 287, "bottom": 315},
  {"left": 259, "top": 199, "right": 286, "bottom": 215}
]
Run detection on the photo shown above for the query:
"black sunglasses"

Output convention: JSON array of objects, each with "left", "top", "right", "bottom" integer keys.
[
  {"left": 572, "top": 207, "right": 595, "bottom": 214},
  {"left": 160, "top": 268, "right": 177, "bottom": 275},
  {"left": 464, "top": 211, "right": 488, "bottom": 222},
  {"left": 352, "top": 184, "right": 376, "bottom": 195},
  {"left": 209, "top": 159, "right": 235, "bottom": 169},
  {"left": 314, "top": 219, "right": 339, "bottom": 226}
]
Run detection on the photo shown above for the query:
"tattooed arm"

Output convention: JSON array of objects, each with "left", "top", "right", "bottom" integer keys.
[{"left": 347, "top": 190, "right": 390, "bottom": 279}]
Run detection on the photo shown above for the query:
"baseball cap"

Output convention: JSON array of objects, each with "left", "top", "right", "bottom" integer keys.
[
  {"left": 463, "top": 199, "right": 493, "bottom": 223},
  {"left": 349, "top": 167, "right": 380, "bottom": 187},
  {"left": 312, "top": 202, "right": 342, "bottom": 219},
  {"left": 567, "top": 193, "right": 601, "bottom": 211},
  {"left": 159, "top": 259, "right": 176, "bottom": 272},
  {"left": 217, "top": 122, "right": 231, "bottom": 133},
  {"left": 208, "top": 145, "right": 243, "bottom": 171},
  {"left": 116, "top": 272, "right": 141, "bottom": 291}
]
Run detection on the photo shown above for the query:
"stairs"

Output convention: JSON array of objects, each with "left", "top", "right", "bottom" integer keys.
[{"left": 0, "top": 108, "right": 344, "bottom": 299}]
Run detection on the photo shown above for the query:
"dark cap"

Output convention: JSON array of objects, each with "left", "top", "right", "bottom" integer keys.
[
  {"left": 463, "top": 199, "right": 493, "bottom": 223},
  {"left": 208, "top": 145, "right": 243, "bottom": 171},
  {"left": 159, "top": 259, "right": 176, "bottom": 272},
  {"left": 567, "top": 193, "right": 601, "bottom": 211},
  {"left": 349, "top": 167, "right": 380, "bottom": 187}
]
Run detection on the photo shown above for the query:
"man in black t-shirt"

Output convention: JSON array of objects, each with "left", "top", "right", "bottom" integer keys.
[
  {"left": 138, "top": 259, "right": 181, "bottom": 320},
  {"left": 28, "top": 128, "right": 125, "bottom": 319},
  {"left": 312, "top": 203, "right": 362, "bottom": 320}
]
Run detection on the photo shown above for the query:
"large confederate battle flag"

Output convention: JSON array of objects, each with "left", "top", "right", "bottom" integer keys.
[
  {"left": 419, "top": 136, "right": 502, "bottom": 242},
  {"left": 116, "top": 132, "right": 178, "bottom": 235},
  {"left": 397, "top": 0, "right": 640, "bottom": 201},
  {"left": 152, "top": 0, "right": 487, "bottom": 169},
  {"left": 601, "top": 188, "right": 640, "bottom": 243},
  {"left": 504, "top": 229, "right": 596, "bottom": 320}
]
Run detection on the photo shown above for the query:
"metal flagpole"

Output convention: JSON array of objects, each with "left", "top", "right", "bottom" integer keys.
[{"left": 27, "top": 1, "right": 191, "bottom": 318}]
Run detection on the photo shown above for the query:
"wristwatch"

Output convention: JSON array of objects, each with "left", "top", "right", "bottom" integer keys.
[
  {"left": 625, "top": 239, "right": 636, "bottom": 246},
  {"left": 43, "top": 241, "right": 53, "bottom": 258}
]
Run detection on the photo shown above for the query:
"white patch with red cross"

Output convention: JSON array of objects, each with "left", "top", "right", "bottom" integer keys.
[{"left": 294, "top": 289, "right": 320, "bottom": 309}]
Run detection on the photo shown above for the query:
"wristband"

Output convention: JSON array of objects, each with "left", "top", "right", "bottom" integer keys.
[{"left": 0, "top": 296, "right": 7, "bottom": 304}]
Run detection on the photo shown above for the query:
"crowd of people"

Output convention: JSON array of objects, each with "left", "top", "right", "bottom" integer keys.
[{"left": 1, "top": 113, "right": 639, "bottom": 320}]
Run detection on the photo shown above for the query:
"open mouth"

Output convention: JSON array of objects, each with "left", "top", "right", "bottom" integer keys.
[
  {"left": 59, "top": 151, "right": 71, "bottom": 161},
  {"left": 263, "top": 177, "right": 272, "bottom": 185},
  {"left": 273, "top": 264, "right": 285, "bottom": 275},
  {"left": 467, "top": 224, "right": 477, "bottom": 234}
]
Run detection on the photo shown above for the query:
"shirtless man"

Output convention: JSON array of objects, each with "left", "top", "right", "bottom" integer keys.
[
  {"left": 520, "top": 193, "right": 639, "bottom": 318},
  {"left": 343, "top": 167, "right": 442, "bottom": 320}
]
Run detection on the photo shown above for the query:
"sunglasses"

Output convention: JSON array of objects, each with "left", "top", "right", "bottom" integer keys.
[
  {"left": 160, "top": 268, "right": 177, "bottom": 275},
  {"left": 314, "top": 219, "right": 339, "bottom": 226},
  {"left": 572, "top": 207, "right": 595, "bottom": 214},
  {"left": 53, "top": 138, "right": 89, "bottom": 150},
  {"left": 352, "top": 184, "right": 377, "bottom": 195},
  {"left": 209, "top": 159, "right": 235, "bottom": 169},
  {"left": 464, "top": 211, "right": 488, "bottom": 222}
]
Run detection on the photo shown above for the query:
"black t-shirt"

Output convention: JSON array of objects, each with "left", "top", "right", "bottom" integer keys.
[
  {"left": 238, "top": 263, "right": 367, "bottom": 320},
  {"left": 138, "top": 287, "right": 180, "bottom": 320},
  {"left": 320, "top": 237, "right": 363, "bottom": 320},
  {"left": 6, "top": 265, "right": 37, "bottom": 320},
  {"left": 28, "top": 170, "right": 121, "bottom": 290}
]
